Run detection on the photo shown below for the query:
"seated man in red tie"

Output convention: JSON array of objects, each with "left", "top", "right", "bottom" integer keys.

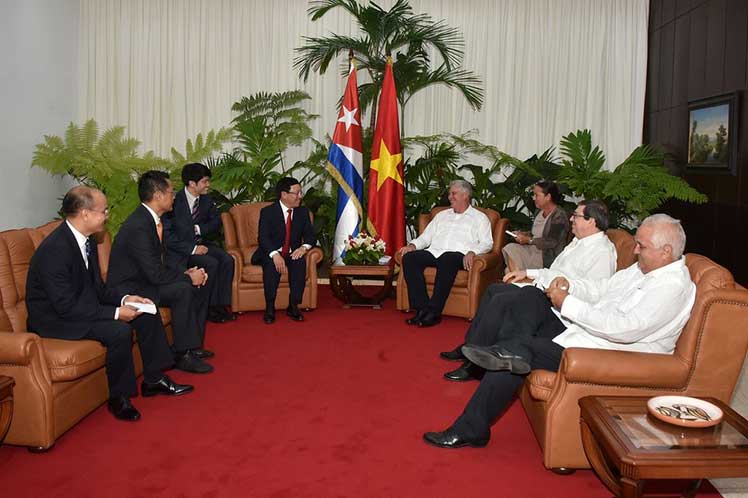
[{"left": 251, "top": 177, "right": 316, "bottom": 324}]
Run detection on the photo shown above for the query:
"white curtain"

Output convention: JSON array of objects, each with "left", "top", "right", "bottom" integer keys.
[{"left": 79, "top": 0, "right": 648, "bottom": 169}]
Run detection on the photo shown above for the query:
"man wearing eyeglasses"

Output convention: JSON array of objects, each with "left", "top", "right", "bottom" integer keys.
[
  {"left": 251, "top": 177, "right": 316, "bottom": 324},
  {"left": 424, "top": 214, "right": 695, "bottom": 449},
  {"left": 439, "top": 200, "right": 617, "bottom": 382},
  {"left": 26, "top": 186, "right": 193, "bottom": 422},
  {"left": 108, "top": 171, "right": 214, "bottom": 375}
]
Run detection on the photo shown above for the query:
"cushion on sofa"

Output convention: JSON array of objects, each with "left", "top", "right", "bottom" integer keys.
[{"left": 42, "top": 338, "right": 106, "bottom": 382}]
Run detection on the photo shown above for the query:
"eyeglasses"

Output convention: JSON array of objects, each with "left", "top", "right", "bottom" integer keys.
[
  {"left": 89, "top": 207, "right": 110, "bottom": 217},
  {"left": 570, "top": 213, "right": 589, "bottom": 220},
  {"left": 286, "top": 190, "right": 303, "bottom": 197}
]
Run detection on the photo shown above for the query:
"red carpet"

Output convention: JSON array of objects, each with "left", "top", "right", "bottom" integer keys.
[{"left": 1, "top": 286, "right": 723, "bottom": 497}]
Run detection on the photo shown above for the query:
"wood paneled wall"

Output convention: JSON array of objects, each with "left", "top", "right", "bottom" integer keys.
[{"left": 645, "top": 0, "right": 748, "bottom": 284}]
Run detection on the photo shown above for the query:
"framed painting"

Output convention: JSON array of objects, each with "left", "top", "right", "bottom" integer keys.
[{"left": 687, "top": 92, "right": 738, "bottom": 174}]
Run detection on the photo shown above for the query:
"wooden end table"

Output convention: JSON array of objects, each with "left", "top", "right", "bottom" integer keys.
[
  {"left": 579, "top": 395, "right": 748, "bottom": 498},
  {"left": 329, "top": 264, "right": 394, "bottom": 309},
  {"left": 0, "top": 375, "right": 15, "bottom": 444}
]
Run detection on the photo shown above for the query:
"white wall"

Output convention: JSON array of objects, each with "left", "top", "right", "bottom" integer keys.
[{"left": 0, "top": 0, "right": 79, "bottom": 230}]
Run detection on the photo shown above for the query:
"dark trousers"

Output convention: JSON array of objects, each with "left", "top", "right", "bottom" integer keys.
[
  {"left": 451, "top": 291, "right": 567, "bottom": 441},
  {"left": 463, "top": 284, "right": 559, "bottom": 346},
  {"left": 261, "top": 255, "right": 306, "bottom": 308},
  {"left": 85, "top": 313, "right": 172, "bottom": 397},
  {"left": 150, "top": 281, "right": 208, "bottom": 353},
  {"left": 189, "top": 244, "right": 234, "bottom": 308},
  {"left": 402, "top": 250, "right": 465, "bottom": 315}
]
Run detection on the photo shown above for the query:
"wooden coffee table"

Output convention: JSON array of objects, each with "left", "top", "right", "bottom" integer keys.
[
  {"left": 579, "top": 395, "right": 748, "bottom": 498},
  {"left": 0, "top": 375, "right": 15, "bottom": 444},
  {"left": 329, "top": 264, "right": 394, "bottom": 309}
]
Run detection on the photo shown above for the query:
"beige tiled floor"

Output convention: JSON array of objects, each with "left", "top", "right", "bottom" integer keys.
[{"left": 711, "top": 360, "right": 748, "bottom": 498}]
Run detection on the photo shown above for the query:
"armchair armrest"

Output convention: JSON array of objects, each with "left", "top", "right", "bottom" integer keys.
[
  {"left": 471, "top": 252, "right": 499, "bottom": 273},
  {"left": 306, "top": 247, "right": 324, "bottom": 265},
  {"left": 394, "top": 251, "right": 403, "bottom": 267},
  {"left": 0, "top": 332, "right": 42, "bottom": 365},
  {"left": 561, "top": 347, "right": 690, "bottom": 389}
]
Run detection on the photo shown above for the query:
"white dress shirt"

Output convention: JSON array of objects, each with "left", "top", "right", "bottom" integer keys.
[
  {"left": 65, "top": 220, "right": 125, "bottom": 319},
  {"left": 410, "top": 205, "right": 493, "bottom": 257},
  {"left": 526, "top": 231, "right": 617, "bottom": 289},
  {"left": 142, "top": 203, "right": 161, "bottom": 226},
  {"left": 66, "top": 220, "right": 91, "bottom": 269},
  {"left": 553, "top": 257, "right": 696, "bottom": 354}
]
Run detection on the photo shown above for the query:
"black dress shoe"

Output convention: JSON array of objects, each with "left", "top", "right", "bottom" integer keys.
[
  {"left": 405, "top": 309, "right": 426, "bottom": 325},
  {"left": 175, "top": 351, "right": 214, "bottom": 374},
  {"left": 286, "top": 305, "right": 304, "bottom": 322},
  {"left": 191, "top": 347, "right": 214, "bottom": 359},
  {"left": 107, "top": 395, "right": 141, "bottom": 421},
  {"left": 418, "top": 311, "right": 442, "bottom": 327},
  {"left": 439, "top": 345, "right": 466, "bottom": 361},
  {"left": 141, "top": 375, "right": 194, "bottom": 397},
  {"left": 207, "top": 309, "right": 227, "bottom": 323},
  {"left": 460, "top": 344, "right": 531, "bottom": 374},
  {"left": 423, "top": 428, "right": 488, "bottom": 449},
  {"left": 263, "top": 308, "right": 275, "bottom": 324},
  {"left": 444, "top": 361, "right": 480, "bottom": 382},
  {"left": 215, "top": 306, "right": 237, "bottom": 322}
]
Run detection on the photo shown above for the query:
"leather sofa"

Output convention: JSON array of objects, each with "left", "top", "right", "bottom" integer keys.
[
  {"left": 520, "top": 253, "right": 748, "bottom": 471},
  {"left": 0, "top": 221, "right": 172, "bottom": 451},
  {"left": 395, "top": 207, "right": 509, "bottom": 320},
  {"left": 220, "top": 202, "right": 324, "bottom": 312}
]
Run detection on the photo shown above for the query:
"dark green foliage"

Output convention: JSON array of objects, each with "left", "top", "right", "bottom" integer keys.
[
  {"left": 294, "top": 0, "right": 483, "bottom": 128},
  {"left": 209, "top": 91, "right": 320, "bottom": 210},
  {"left": 32, "top": 119, "right": 230, "bottom": 234},
  {"left": 402, "top": 130, "right": 707, "bottom": 232}
]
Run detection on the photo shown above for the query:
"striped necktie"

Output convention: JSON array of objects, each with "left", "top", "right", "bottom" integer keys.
[{"left": 191, "top": 196, "right": 200, "bottom": 220}]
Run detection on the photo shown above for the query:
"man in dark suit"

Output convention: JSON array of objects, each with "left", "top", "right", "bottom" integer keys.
[
  {"left": 163, "top": 163, "right": 235, "bottom": 323},
  {"left": 252, "top": 177, "right": 316, "bottom": 324},
  {"left": 107, "top": 170, "right": 214, "bottom": 374},
  {"left": 26, "top": 186, "right": 193, "bottom": 421}
]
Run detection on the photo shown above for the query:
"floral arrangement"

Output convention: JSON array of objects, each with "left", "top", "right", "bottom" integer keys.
[{"left": 342, "top": 232, "right": 386, "bottom": 265}]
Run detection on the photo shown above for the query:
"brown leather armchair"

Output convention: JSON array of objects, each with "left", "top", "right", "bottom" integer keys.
[
  {"left": 0, "top": 221, "right": 171, "bottom": 451},
  {"left": 519, "top": 253, "right": 748, "bottom": 471},
  {"left": 221, "top": 202, "right": 324, "bottom": 312},
  {"left": 605, "top": 228, "right": 636, "bottom": 270},
  {"left": 395, "top": 207, "right": 508, "bottom": 320}
]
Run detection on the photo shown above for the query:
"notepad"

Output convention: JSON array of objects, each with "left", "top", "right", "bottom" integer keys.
[{"left": 126, "top": 302, "right": 157, "bottom": 315}]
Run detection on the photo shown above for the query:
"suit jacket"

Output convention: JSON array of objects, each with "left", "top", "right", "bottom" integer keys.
[
  {"left": 163, "top": 190, "right": 222, "bottom": 268},
  {"left": 107, "top": 204, "right": 191, "bottom": 298},
  {"left": 26, "top": 222, "right": 122, "bottom": 340},
  {"left": 251, "top": 202, "right": 316, "bottom": 265}
]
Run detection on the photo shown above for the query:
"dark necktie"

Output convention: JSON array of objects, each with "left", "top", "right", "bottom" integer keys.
[
  {"left": 84, "top": 239, "right": 91, "bottom": 268},
  {"left": 281, "top": 209, "right": 292, "bottom": 257},
  {"left": 191, "top": 197, "right": 200, "bottom": 220}
]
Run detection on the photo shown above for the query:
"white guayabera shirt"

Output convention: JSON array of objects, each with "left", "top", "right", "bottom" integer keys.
[
  {"left": 410, "top": 206, "right": 493, "bottom": 258},
  {"left": 525, "top": 231, "right": 617, "bottom": 290},
  {"left": 553, "top": 257, "right": 696, "bottom": 354}
]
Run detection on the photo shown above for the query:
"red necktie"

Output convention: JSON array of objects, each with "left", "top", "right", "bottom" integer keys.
[{"left": 281, "top": 209, "right": 292, "bottom": 257}]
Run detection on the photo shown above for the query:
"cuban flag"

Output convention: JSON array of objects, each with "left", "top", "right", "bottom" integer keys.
[{"left": 327, "top": 62, "right": 364, "bottom": 265}]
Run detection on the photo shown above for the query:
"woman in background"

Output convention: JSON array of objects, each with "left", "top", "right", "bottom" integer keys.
[{"left": 502, "top": 180, "right": 569, "bottom": 272}]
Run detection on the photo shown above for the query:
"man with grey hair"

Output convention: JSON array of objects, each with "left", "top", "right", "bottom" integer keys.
[
  {"left": 397, "top": 179, "right": 493, "bottom": 327},
  {"left": 424, "top": 213, "right": 696, "bottom": 448}
]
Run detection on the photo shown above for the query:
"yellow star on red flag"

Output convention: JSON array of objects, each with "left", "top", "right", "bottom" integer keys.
[{"left": 370, "top": 140, "right": 403, "bottom": 190}]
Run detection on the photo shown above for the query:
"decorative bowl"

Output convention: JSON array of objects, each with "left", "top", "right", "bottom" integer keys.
[{"left": 647, "top": 395, "right": 723, "bottom": 428}]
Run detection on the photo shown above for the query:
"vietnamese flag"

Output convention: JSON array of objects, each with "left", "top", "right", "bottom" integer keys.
[{"left": 366, "top": 57, "right": 405, "bottom": 256}]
